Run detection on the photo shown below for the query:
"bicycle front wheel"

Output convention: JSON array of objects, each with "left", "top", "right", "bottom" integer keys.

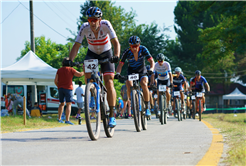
[
  {"left": 159, "top": 95, "right": 164, "bottom": 125},
  {"left": 84, "top": 82, "right": 101, "bottom": 140},
  {"left": 192, "top": 101, "right": 196, "bottom": 119},
  {"left": 132, "top": 90, "right": 141, "bottom": 132},
  {"left": 176, "top": 98, "right": 181, "bottom": 121},
  {"left": 140, "top": 92, "right": 147, "bottom": 130},
  {"left": 199, "top": 100, "right": 202, "bottom": 121}
]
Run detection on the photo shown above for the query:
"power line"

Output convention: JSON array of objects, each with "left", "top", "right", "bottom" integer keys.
[
  {"left": 58, "top": 0, "right": 78, "bottom": 18},
  {"left": 1, "top": 3, "right": 21, "bottom": 24},
  {"left": 42, "top": 0, "right": 74, "bottom": 29},
  {"left": 18, "top": 1, "right": 67, "bottom": 39}
]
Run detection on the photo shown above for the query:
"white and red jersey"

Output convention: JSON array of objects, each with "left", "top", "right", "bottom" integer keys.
[{"left": 75, "top": 20, "right": 117, "bottom": 55}]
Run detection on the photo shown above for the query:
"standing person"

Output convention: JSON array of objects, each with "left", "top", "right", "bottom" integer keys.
[
  {"left": 115, "top": 36, "right": 155, "bottom": 117},
  {"left": 121, "top": 83, "right": 131, "bottom": 118},
  {"left": 74, "top": 81, "right": 84, "bottom": 119},
  {"left": 54, "top": 57, "right": 84, "bottom": 125},
  {"left": 118, "top": 97, "right": 124, "bottom": 118},
  {"left": 68, "top": 7, "right": 120, "bottom": 128},
  {"left": 7, "top": 93, "right": 31, "bottom": 117}
]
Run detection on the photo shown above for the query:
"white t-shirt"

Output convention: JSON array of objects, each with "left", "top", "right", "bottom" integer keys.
[
  {"left": 153, "top": 62, "right": 171, "bottom": 80},
  {"left": 75, "top": 86, "right": 84, "bottom": 103},
  {"left": 75, "top": 20, "right": 117, "bottom": 55}
]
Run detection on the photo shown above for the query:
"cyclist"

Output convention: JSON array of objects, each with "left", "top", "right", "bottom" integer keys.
[
  {"left": 151, "top": 53, "right": 173, "bottom": 115},
  {"left": 115, "top": 36, "right": 155, "bottom": 117},
  {"left": 189, "top": 70, "right": 210, "bottom": 115},
  {"left": 172, "top": 67, "right": 187, "bottom": 114},
  {"left": 68, "top": 7, "right": 120, "bottom": 128}
]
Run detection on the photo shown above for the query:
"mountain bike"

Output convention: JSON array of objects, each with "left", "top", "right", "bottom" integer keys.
[
  {"left": 116, "top": 74, "right": 147, "bottom": 132},
  {"left": 172, "top": 88, "right": 183, "bottom": 121},
  {"left": 150, "top": 84, "right": 168, "bottom": 125},
  {"left": 190, "top": 91, "right": 196, "bottom": 119},
  {"left": 83, "top": 58, "right": 114, "bottom": 140},
  {"left": 195, "top": 91, "right": 206, "bottom": 121}
]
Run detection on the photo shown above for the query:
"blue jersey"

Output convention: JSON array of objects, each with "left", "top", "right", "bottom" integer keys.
[
  {"left": 120, "top": 45, "right": 152, "bottom": 73},
  {"left": 173, "top": 74, "right": 186, "bottom": 91},
  {"left": 191, "top": 76, "right": 207, "bottom": 90},
  {"left": 118, "top": 99, "right": 124, "bottom": 109}
]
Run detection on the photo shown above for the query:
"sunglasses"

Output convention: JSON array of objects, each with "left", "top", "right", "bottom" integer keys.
[
  {"left": 88, "top": 18, "right": 99, "bottom": 23},
  {"left": 158, "top": 60, "right": 164, "bottom": 62},
  {"left": 130, "top": 44, "right": 140, "bottom": 48}
]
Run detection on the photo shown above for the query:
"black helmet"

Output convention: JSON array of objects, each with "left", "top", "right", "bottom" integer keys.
[
  {"left": 86, "top": 7, "right": 103, "bottom": 18},
  {"left": 146, "top": 65, "right": 150, "bottom": 71},
  {"left": 128, "top": 36, "right": 141, "bottom": 45},
  {"left": 195, "top": 70, "right": 201, "bottom": 75},
  {"left": 156, "top": 53, "right": 165, "bottom": 61}
]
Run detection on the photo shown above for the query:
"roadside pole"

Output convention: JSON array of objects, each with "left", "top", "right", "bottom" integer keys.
[{"left": 23, "top": 96, "right": 26, "bottom": 125}]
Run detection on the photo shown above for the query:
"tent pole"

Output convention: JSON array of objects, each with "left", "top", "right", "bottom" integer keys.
[
  {"left": 6, "top": 81, "right": 8, "bottom": 96},
  {"left": 34, "top": 82, "right": 37, "bottom": 102}
]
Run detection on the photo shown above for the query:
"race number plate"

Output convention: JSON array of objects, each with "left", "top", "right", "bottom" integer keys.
[
  {"left": 191, "top": 95, "right": 196, "bottom": 100},
  {"left": 84, "top": 59, "right": 99, "bottom": 73},
  {"left": 196, "top": 92, "right": 203, "bottom": 97},
  {"left": 159, "top": 85, "right": 166, "bottom": 92},
  {"left": 128, "top": 74, "right": 139, "bottom": 81},
  {"left": 154, "top": 94, "right": 158, "bottom": 99},
  {"left": 174, "top": 91, "right": 180, "bottom": 97}
]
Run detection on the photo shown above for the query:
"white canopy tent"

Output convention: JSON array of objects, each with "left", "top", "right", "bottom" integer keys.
[
  {"left": 222, "top": 88, "right": 246, "bottom": 100},
  {"left": 1, "top": 50, "right": 57, "bottom": 102}
]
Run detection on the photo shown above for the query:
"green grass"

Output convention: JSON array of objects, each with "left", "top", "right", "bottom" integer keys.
[
  {"left": 1, "top": 114, "right": 84, "bottom": 133},
  {"left": 202, "top": 113, "right": 246, "bottom": 166}
]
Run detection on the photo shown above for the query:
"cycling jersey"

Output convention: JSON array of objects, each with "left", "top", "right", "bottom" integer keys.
[
  {"left": 153, "top": 62, "right": 171, "bottom": 81},
  {"left": 120, "top": 45, "right": 152, "bottom": 74},
  {"left": 191, "top": 76, "right": 207, "bottom": 91},
  {"left": 173, "top": 74, "right": 186, "bottom": 91},
  {"left": 75, "top": 20, "right": 117, "bottom": 55}
]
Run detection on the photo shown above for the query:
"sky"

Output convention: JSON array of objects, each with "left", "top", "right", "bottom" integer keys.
[{"left": 0, "top": 0, "right": 178, "bottom": 69}]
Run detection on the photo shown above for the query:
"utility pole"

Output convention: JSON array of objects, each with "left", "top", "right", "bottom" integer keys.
[{"left": 30, "top": 0, "right": 35, "bottom": 53}]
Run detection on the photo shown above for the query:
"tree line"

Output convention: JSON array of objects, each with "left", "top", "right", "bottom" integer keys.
[{"left": 19, "top": 0, "right": 246, "bottom": 89}]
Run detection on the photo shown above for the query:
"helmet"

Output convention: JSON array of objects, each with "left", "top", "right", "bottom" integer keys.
[
  {"left": 156, "top": 53, "right": 165, "bottom": 61},
  {"left": 86, "top": 7, "right": 103, "bottom": 18},
  {"left": 175, "top": 67, "right": 182, "bottom": 73},
  {"left": 118, "top": 97, "right": 121, "bottom": 100},
  {"left": 146, "top": 65, "right": 150, "bottom": 71},
  {"left": 128, "top": 36, "right": 141, "bottom": 45},
  {"left": 195, "top": 70, "right": 201, "bottom": 75}
]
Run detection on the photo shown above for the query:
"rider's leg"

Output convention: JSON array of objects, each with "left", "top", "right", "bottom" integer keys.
[
  {"left": 202, "top": 94, "right": 205, "bottom": 107},
  {"left": 149, "top": 92, "right": 154, "bottom": 109},
  {"left": 157, "top": 90, "right": 160, "bottom": 106},
  {"left": 104, "top": 75, "right": 116, "bottom": 118},
  {"left": 127, "top": 100, "right": 131, "bottom": 116},
  {"left": 166, "top": 87, "right": 170, "bottom": 107},
  {"left": 140, "top": 77, "right": 150, "bottom": 108},
  {"left": 180, "top": 91, "right": 184, "bottom": 105},
  {"left": 126, "top": 80, "right": 132, "bottom": 100}
]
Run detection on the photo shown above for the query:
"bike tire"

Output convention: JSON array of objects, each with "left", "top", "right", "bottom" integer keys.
[
  {"left": 84, "top": 82, "right": 101, "bottom": 140},
  {"left": 180, "top": 100, "right": 183, "bottom": 121},
  {"left": 160, "top": 95, "right": 164, "bottom": 125},
  {"left": 192, "top": 101, "right": 196, "bottom": 119},
  {"left": 140, "top": 93, "right": 147, "bottom": 130},
  {"left": 101, "top": 95, "right": 114, "bottom": 138},
  {"left": 131, "top": 90, "right": 141, "bottom": 132},
  {"left": 199, "top": 100, "right": 202, "bottom": 121},
  {"left": 164, "top": 95, "right": 167, "bottom": 124},
  {"left": 176, "top": 98, "right": 180, "bottom": 121}
]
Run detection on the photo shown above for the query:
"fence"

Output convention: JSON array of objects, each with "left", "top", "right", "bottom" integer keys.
[{"left": 204, "top": 104, "right": 246, "bottom": 114}]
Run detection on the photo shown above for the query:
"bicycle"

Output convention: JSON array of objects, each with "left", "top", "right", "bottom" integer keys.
[
  {"left": 116, "top": 74, "right": 147, "bottom": 132},
  {"left": 83, "top": 58, "right": 115, "bottom": 140},
  {"left": 172, "top": 87, "right": 183, "bottom": 121},
  {"left": 189, "top": 91, "right": 196, "bottom": 119},
  {"left": 150, "top": 84, "right": 168, "bottom": 125},
  {"left": 195, "top": 91, "right": 206, "bottom": 121}
]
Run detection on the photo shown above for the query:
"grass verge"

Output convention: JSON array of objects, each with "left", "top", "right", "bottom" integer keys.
[
  {"left": 202, "top": 113, "right": 246, "bottom": 166},
  {"left": 1, "top": 114, "right": 85, "bottom": 133}
]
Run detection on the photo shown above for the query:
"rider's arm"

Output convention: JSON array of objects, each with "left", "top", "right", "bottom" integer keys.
[
  {"left": 116, "top": 62, "right": 124, "bottom": 74},
  {"left": 148, "top": 58, "right": 155, "bottom": 71},
  {"left": 205, "top": 83, "right": 210, "bottom": 92},
  {"left": 111, "top": 37, "right": 121, "bottom": 58},
  {"left": 169, "top": 72, "right": 173, "bottom": 84},
  {"left": 69, "top": 42, "right": 81, "bottom": 61},
  {"left": 151, "top": 74, "right": 155, "bottom": 85}
]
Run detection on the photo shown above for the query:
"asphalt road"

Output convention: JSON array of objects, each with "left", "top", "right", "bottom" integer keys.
[{"left": 2, "top": 115, "right": 212, "bottom": 165}]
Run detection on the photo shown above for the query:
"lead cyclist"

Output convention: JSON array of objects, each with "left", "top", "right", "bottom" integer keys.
[{"left": 68, "top": 7, "right": 120, "bottom": 128}]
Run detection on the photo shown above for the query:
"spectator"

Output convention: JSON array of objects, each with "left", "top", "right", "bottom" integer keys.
[
  {"left": 27, "top": 92, "right": 32, "bottom": 111},
  {"left": 30, "top": 102, "right": 42, "bottom": 117},
  {"left": 118, "top": 97, "right": 124, "bottom": 118},
  {"left": 74, "top": 81, "right": 84, "bottom": 119},
  {"left": 121, "top": 84, "right": 131, "bottom": 118},
  {"left": 7, "top": 93, "right": 31, "bottom": 117},
  {"left": 54, "top": 57, "right": 84, "bottom": 125}
]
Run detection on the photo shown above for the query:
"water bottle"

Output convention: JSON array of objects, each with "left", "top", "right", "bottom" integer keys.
[{"left": 78, "top": 116, "right": 81, "bottom": 125}]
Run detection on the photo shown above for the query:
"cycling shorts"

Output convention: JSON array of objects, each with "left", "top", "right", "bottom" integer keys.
[
  {"left": 195, "top": 88, "right": 205, "bottom": 93},
  {"left": 157, "top": 79, "right": 170, "bottom": 87},
  {"left": 85, "top": 49, "right": 115, "bottom": 75}
]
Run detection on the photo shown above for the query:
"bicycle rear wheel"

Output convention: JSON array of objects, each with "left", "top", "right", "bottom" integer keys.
[
  {"left": 84, "top": 82, "right": 101, "bottom": 140},
  {"left": 199, "top": 100, "right": 202, "bottom": 121},
  {"left": 140, "top": 92, "right": 147, "bottom": 130},
  {"left": 132, "top": 90, "right": 141, "bottom": 132},
  {"left": 101, "top": 94, "right": 114, "bottom": 137},
  {"left": 176, "top": 98, "right": 181, "bottom": 121}
]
